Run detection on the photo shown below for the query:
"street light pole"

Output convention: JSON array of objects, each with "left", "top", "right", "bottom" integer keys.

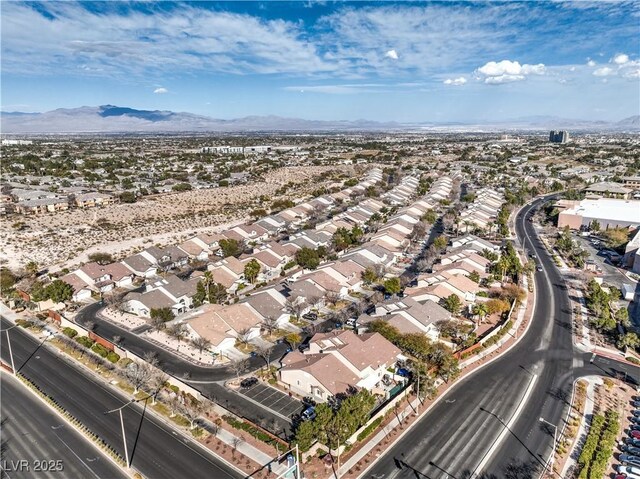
[
  {"left": 539, "top": 417, "right": 557, "bottom": 478},
  {"left": 105, "top": 400, "right": 134, "bottom": 468},
  {"left": 1, "top": 325, "right": 18, "bottom": 375}
]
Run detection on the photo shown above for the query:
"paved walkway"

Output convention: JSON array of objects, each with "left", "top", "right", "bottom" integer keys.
[{"left": 560, "top": 376, "right": 601, "bottom": 478}]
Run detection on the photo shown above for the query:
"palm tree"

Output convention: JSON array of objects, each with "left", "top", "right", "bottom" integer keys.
[
  {"left": 25, "top": 261, "right": 39, "bottom": 277},
  {"left": 471, "top": 303, "right": 488, "bottom": 325}
]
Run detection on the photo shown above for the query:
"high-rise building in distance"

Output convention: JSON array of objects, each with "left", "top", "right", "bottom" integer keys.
[{"left": 549, "top": 130, "right": 570, "bottom": 143}]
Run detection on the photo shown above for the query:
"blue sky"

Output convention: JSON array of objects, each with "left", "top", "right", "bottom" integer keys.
[{"left": 1, "top": 1, "right": 639, "bottom": 122}]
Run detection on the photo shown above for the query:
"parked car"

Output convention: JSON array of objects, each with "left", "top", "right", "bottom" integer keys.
[
  {"left": 301, "top": 407, "right": 316, "bottom": 421},
  {"left": 240, "top": 377, "right": 258, "bottom": 388},
  {"left": 630, "top": 416, "right": 640, "bottom": 424},
  {"left": 365, "top": 304, "right": 376, "bottom": 315},
  {"left": 297, "top": 342, "right": 310, "bottom": 353},
  {"left": 302, "top": 312, "right": 318, "bottom": 321},
  {"left": 618, "top": 465, "right": 640, "bottom": 478},
  {"left": 621, "top": 454, "right": 640, "bottom": 467},
  {"left": 346, "top": 318, "right": 358, "bottom": 329},
  {"left": 623, "top": 445, "right": 640, "bottom": 456},
  {"left": 302, "top": 397, "right": 316, "bottom": 408},
  {"left": 536, "top": 265, "right": 543, "bottom": 272},
  {"left": 625, "top": 437, "right": 640, "bottom": 448},
  {"left": 630, "top": 430, "right": 640, "bottom": 439},
  {"left": 630, "top": 425, "right": 640, "bottom": 432}
]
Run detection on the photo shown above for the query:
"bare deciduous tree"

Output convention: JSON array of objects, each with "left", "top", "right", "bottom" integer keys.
[
  {"left": 285, "top": 297, "right": 306, "bottom": 319},
  {"left": 229, "top": 358, "right": 248, "bottom": 382},
  {"left": 255, "top": 345, "right": 273, "bottom": 369},
  {"left": 191, "top": 336, "right": 212, "bottom": 355},
  {"left": 125, "top": 361, "right": 153, "bottom": 395},
  {"left": 148, "top": 369, "right": 169, "bottom": 405}
]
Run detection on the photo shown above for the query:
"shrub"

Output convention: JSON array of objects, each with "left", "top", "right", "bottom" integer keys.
[
  {"left": 62, "top": 327, "right": 78, "bottom": 338},
  {"left": 106, "top": 351, "right": 121, "bottom": 363},
  {"left": 75, "top": 336, "right": 95, "bottom": 348},
  {"left": 357, "top": 417, "right": 383, "bottom": 442},
  {"left": 222, "top": 416, "right": 285, "bottom": 448},
  {"left": 91, "top": 343, "right": 110, "bottom": 358},
  {"left": 627, "top": 356, "right": 640, "bottom": 365}
]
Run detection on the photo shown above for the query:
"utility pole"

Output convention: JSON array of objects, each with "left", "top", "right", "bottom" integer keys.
[
  {"left": 539, "top": 417, "right": 557, "bottom": 478},
  {"left": 415, "top": 373, "right": 420, "bottom": 416}
]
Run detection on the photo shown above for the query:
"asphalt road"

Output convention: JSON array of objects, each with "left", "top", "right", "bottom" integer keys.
[
  {"left": 0, "top": 320, "right": 243, "bottom": 479},
  {"left": 75, "top": 305, "right": 295, "bottom": 437},
  {"left": 364, "top": 197, "right": 640, "bottom": 479},
  {"left": 1, "top": 372, "right": 127, "bottom": 479}
]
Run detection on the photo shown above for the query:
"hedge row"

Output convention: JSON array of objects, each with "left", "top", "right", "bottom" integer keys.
[
  {"left": 357, "top": 416, "right": 383, "bottom": 442},
  {"left": 483, "top": 320, "right": 514, "bottom": 347},
  {"left": 577, "top": 410, "right": 619, "bottom": 479},
  {"left": 222, "top": 415, "right": 286, "bottom": 448}
]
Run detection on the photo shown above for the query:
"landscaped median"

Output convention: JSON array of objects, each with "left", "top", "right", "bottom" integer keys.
[{"left": 7, "top": 315, "right": 281, "bottom": 478}]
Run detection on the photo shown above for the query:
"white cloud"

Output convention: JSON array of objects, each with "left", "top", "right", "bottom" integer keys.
[
  {"left": 153, "top": 87, "right": 168, "bottom": 94},
  {"left": 613, "top": 53, "right": 629, "bottom": 64},
  {"left": 475, "top": 59, "right": 545, "bottom": 85},
  {"left": 385, "top": 49, "right": 398, "bottom": 60},
  {"left": 622, "top": 67, "right": 640, "bottom": 79},
  {"left": 587, "top": 59, "right": 596, "bottom": 67},
  {"left": 443, "top": 77, "right": 467, "bottom": 86},
  {"left": 484, "top": 74, "right": 525, "bottom": 84},
  {"left": 0, "top": 2, "right": 334, "bottom": 78},
  {"left": 593, "top": 67, "right": 614, "bottom": 76},
  {"left": 477, "top": 60, "right": 545, "bottom": 77}
]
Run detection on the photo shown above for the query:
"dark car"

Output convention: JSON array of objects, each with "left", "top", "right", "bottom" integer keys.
[
  {"left": 302, "top": 312, "right": 318, "bottom": 321},
  {"left": 365, "top": 304, "right": 376, "bottom": 315},
  {"left": 298, "top": 342, "right": 310, "bottom": 353},
  {"left": 240, "top": 377, "right": 258, "bottom": 388}
]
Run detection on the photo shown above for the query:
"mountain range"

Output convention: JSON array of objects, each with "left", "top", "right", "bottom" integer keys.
[{"left": 1, "top": 105, "right": 638, "bottom": 134}]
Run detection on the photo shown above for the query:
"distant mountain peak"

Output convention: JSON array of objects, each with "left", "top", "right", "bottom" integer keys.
[{"left": 1, "top": 105, "right": 638, "bottom": 134}]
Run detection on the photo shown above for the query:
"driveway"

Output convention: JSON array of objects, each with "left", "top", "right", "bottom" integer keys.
[{"left": 238, "top": 382, "right": 302, "bottom": 419}]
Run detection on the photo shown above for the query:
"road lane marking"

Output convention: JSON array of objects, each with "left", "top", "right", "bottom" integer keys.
[{"left": 471, "top": 373, "right": 538, "bottom": 478}]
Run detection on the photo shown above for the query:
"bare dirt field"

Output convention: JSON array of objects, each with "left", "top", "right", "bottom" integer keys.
[{"left": 1, "top": 165, "right": 348, "bottom": 271}]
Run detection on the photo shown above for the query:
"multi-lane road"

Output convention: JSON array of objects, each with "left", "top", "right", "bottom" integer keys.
[
  {"left": 364, "top": 197, "right": 640, "bottom": 479},
  {"left": 0, "top": 320, "right": 243, "bottom": 479},
  {"left": 1, "top": 372, "right": 127, "bottom": 479}
]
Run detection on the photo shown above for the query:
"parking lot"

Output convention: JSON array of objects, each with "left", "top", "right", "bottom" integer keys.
[{"left": 239, "top": 382, "right": 302, "bottom": 419}]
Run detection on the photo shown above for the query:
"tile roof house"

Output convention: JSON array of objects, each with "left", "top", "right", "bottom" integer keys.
[
  {"left": 123, "top": 274, "right": 199, "bottom": 317},
  {"left": 358, "top": 297, "right": 450, "bottom": 340},
  {"left": 122, "top": 254, "right": 158, "bottom": 278},
  {"left": 60, "top": 273, "right": 92, "bottom": 302},
  {"left": 279, "top": 330, "right": 402, "bottom": 401}
]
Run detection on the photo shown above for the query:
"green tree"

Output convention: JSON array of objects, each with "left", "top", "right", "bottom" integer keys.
[
  {"left": 88, "top": 252, "right": 114, "bottom": 265},
  {"left": 442, "top": 294, "right": 462, "bottom": 315},
  {"left": 471, "top": 302, "right": 488, "bottom": 323},
  {"left": 293, "top": 420, "right": 317, "bottom": 452},
  {"left": 243, "top": 259, "right": 261, "bottom": 284},
  {"left": 25, "top": 261, "right": 39, "bottom": 277},
  {"left": 44, "top": 279, "right": 73, "bottom": 303},
  {"left": 285, "top": 332, "right": 302, "bottom": 350},
  {"left": 383, "top": 277, "right": 402, "bottom": 296},
  {"left": 150, "top": 307, "right": 175, "bottom": 323},
  {"left": 468, "top": 271, "right": 481, "bottom": 283},
  {"left": 219, "top": 238, "right": 241, "bottom": 258},
  {"left": 615, "top": 307, "right": 631, "bottom": 328},
  {"left": 361, "top": 268, "right": 378, "bottom": 285},
  {"left": 295, "top": 247, "right": 320, "bottom": 270},
  {"left": 617, "top": 332, "right": 640, "bottom": 351},
  {"left": 589, "top": 219, "right": 600, "bottom": 233},
  {"left": 422, "top": 210, "right": 437, "bottom": 225},
  {"left": 433, "top": 235, "right": 448, "bottom": 250},
  {"left": 367, "top": 320, "right": 401, "bottom": 344},
  {"left": 0, "top": 268, "right": 18, "bottom": 294},
  {"left": 119, "top": 191, "right": 137, "bottom": 203}
]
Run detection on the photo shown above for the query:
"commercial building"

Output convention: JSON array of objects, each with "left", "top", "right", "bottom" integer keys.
[{"left": 556, "top": 198, "right": 640, "bottom": 230}]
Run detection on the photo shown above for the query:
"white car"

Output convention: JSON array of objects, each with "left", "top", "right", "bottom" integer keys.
[{"left": 618, "top": 465, "right": 640, "bottom": 479}]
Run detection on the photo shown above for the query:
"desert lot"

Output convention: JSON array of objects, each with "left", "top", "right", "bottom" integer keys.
[{"left": 1, "top": 165, "right": 349, "bottom": 271}]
